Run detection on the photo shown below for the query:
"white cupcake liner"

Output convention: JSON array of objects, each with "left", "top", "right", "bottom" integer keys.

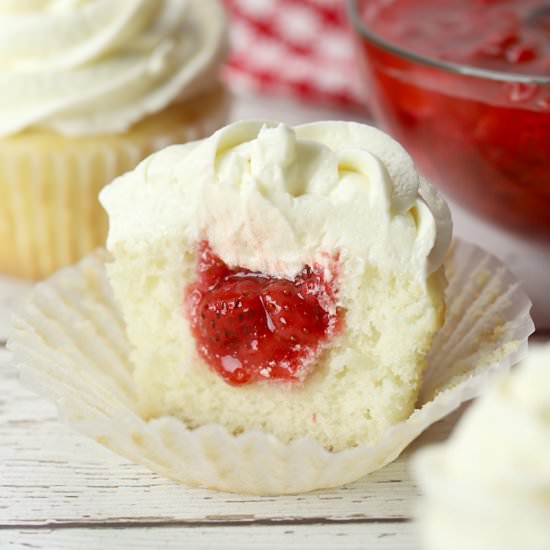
[{"left": 9, "top": 240, "right": 534, "bottom": 495}]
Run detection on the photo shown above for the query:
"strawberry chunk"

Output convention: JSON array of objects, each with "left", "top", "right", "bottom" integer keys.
[{"left": 185, "top": 242, "right": 341, "bottom": 385}]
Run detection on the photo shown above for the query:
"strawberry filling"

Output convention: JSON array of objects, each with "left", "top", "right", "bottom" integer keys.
[{"left": 185, "top": 242, "right": 342, "bottom": 385}]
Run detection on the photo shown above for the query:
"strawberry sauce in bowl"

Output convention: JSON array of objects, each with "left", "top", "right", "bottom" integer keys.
[{"left": 348, "top": 0, "right": 550, "bottom": 240}]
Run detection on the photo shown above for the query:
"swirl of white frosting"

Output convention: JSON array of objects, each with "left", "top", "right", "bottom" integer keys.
[
  {"left": 101, "top": 120, "right": 452, "bottom": 279},
  {"left": 415, "top": 344, "right": 550, "bottom": 550},
  {"left": 0, "top": 0, "right": 226, "bottom": 137}
]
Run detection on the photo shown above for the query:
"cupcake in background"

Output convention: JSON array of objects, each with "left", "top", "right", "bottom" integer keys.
[
  {"left": 414, "top": 344, "right": 550, "bottom": 550},
  {"left": 0, "top": 0, "right": 228, "bottom": 279}
]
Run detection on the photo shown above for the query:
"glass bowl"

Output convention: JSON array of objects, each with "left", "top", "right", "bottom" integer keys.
[{"left": 347, "top": 0, "right": 550, "bottom": 242}]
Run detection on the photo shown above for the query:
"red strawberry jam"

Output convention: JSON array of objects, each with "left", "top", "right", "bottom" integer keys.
[
  {"left": 365, "top": 0, "right": 550, "bottom": 76},
  {"left": 185, "top": 242, "right": 342, "bottom": 386},
  {"left": 354, "top": 0, "right": 550, "bottom": 240}
]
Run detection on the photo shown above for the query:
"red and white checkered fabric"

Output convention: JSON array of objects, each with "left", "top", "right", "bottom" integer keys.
[{"left": 223, "top": 0, "right": 365, "bottom": 110}]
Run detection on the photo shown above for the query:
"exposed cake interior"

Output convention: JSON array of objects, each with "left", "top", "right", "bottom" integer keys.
[{"left": 101, "top": 121, "right": 451, "bottom": 451}]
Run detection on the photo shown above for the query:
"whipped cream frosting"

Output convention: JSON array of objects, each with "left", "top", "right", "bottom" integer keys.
[
  {"left": 0, "top": 0, "right": 227, "bottom": 137},
  {"left": 101, "top": 120, "right": 452, "bottom": 281},
  {"left": 415, "top": 344, "right": 550, "bottom": 550}
]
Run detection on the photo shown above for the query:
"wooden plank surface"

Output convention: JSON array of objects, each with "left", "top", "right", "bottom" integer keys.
[{"left": 0, "top": 523, "right": 418, "bottom": 550}]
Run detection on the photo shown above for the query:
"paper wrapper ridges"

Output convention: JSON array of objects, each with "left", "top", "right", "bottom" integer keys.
[
  {"left": 9, "top": 240, "right": 533, "bottom": 495},
  {"left": 0, "top": 86, "right": 228, "bottom": 280}
]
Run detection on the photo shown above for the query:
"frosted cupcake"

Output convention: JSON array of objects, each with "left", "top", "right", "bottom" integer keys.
[
  {"left": 10, "top": 119, "right": 533, "bottom": 494},
  {"left": 100, "top": 120, "right": 452, "bottom": 451},
  {"left": 0, "top": 0, "right": 228, "bottom": 280},
  {"left": 415, "top": 344, "right": 550, "bottom": 550}
]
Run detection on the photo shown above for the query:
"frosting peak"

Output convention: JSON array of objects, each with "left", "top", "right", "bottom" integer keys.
[
  {"left": 0, "top": 0, "right": 227, "bottom": 137},
  {"left": 101, "top": 120, "right": 452, "bottom": 280}
]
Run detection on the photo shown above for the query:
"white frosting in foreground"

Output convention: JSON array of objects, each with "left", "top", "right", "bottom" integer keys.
[
  {"left": 101, "top": 120, "right": 452, "bottom": 279},
  {"left": 415, "top": 344, "right": 550, "bottom": 550},
  {"left": 0, "top": 0, "right": 226, "bottom": 137}
]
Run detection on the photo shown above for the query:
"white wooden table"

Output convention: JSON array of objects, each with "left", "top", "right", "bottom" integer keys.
[{"left": 1, "top": 95, "right": 549, "bottom": 549}]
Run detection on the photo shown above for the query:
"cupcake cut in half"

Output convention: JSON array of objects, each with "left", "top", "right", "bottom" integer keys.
[
  {"left": 0, "top": 0, "right": 228, "bottom": 279},
  {"left": 100, "top": 120, "right": 452, "bottom": 452}
]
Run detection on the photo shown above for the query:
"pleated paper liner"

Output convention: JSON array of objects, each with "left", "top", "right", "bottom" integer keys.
[
  {"left": 9, "top": 240, "right": 533, "bottom": 495},
  {"left": 0, "top": 85, "right": 229, "bottom": 280}
]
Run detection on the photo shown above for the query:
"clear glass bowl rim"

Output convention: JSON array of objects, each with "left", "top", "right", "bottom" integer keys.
[{"left": 347, "top": 0, "right": 550, "bottom": 86}]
